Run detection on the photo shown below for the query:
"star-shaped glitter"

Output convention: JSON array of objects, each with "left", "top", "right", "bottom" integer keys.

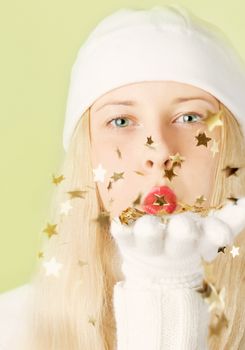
[
  {"left": 93, "top": 210, "right": 111, "bottom": 226},
  {"left": 169, "top": 152, "right": 186, "bottom": 167},
  {"left": 222, "top": 166, "right": 240, "bottom": 177},
  {"left": 88, "top": 317, "right": 96, "bottom": 326},
  {"left": 146, "top": 136, "right": 154, "bottom": 145},
  {"left": 163, "top": 167, "right": 178, "bottom": 181},
  {"left": 110, "top": 172, "right": 124, "bottom": 181},
  {"left": 37, "top": 251, "right": 44, "bottom": 259},
  {"left": 60, "top": 199, "right": 73, "bottom": 215},
  {"left": 153, "top": 194, "right": 168, "bottom": 206},
  {"left": 226, "top": 196, "right": 239, "bottom": 204},
  {"left": 217, "top": 246, "right": 226, "bottom": 253},
  {"left": 52, "top": 174, "right": 65, "bottom": 185},
  {"left": 210, "top": 139, "right": 220, "bottom": 157},
  {"left": 42, "top": 257, "right": 63, "bottom": 277},
  {"left": 132, "top": 192, "right": 143, "bottom": 206},
  {"left": 67, "top": 190, "right": 88, "bottom": 199},
  {"left": 93, "top": 163, "right": 107, "bottom": 183},
  {"left": 116, "top": 147, "right": 122, "bottom": 159},
  {"left": 107, "top": 181, "right": 113, "bottom": 190},
  {"left": 42, "top": 223, "right": 58, "bottom": 238},
  {"left": 195, "top": 132, "right": 212, "bottom": 147},
  {"left": 230, "top": 245, "right": 240, "bottom": 258},
  {"left": 145, "top": 136, "right": 155, "bottom": 149},
  {"left": 78, "top": 259, "right": 88, "bottom": 267},
  {"left": 195, "top": 195, "right": 207, "bottom": 206},
  {"left": 134, "top": 170, "right": 145, "bottom": 176},
  {"left": 209, "top": 311, "right": 229, "bottom": 337},
  {"left": 204, "top": 283, "right": 225, "bottom": 313},
  {"left": 203, "top": 110, "right": 224, "bottom": 132}
]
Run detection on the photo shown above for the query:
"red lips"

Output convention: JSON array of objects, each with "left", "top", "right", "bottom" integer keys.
[{"left": 142, "top": 185, "right": 177, "bottom": 215}]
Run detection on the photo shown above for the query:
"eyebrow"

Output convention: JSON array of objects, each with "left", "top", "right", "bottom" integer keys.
[{"left": 94, "top": 96, "right": 216, "bottom": 112}]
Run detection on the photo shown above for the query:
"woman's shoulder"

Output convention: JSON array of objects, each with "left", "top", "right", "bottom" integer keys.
[{"left": 0, "top": 283, "right": 33, "bottom": 349}]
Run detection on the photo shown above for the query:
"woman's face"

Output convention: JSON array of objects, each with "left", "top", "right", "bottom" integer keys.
[{"left": 89, "top": 81, "right": 221, "bottom": 218}]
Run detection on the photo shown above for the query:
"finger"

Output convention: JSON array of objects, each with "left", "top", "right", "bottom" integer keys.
[
  {"left": 164, "top": 213, "right": 200, "bottom": 258},
  {"left": 133, "top": 214, "right": 166, "bottom": 256},
  {"left": 199, "top": 216, "right": 233, "bottom": 262},
  {"left": 110, "top": 217, "right": 134, "bottom": 249}
]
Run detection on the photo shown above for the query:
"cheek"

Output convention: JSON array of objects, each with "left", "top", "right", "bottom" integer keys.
[{"left": 172, "top": 127, "right": 220, "bottom": 202}]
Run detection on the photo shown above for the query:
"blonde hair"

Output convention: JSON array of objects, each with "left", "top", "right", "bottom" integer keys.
[{"left": 24, "top": 102, "right": 245, "bottom": 349}]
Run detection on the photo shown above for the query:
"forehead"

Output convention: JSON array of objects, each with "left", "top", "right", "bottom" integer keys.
[{"left": 90, "top": 80, "right": 218, "bottom": 111}]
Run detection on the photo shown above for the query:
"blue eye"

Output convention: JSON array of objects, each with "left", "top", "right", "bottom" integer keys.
[
  {"left": 107, "top": 112, "right": 204, "bottom": 129},
  {"left": 175, "top": 113, "right": 203, "bottom": 123},
  {"left": 107, "top": 115, "right": 134, "bottom": 129}
]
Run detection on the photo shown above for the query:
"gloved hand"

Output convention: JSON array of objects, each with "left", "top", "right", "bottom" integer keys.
[{"left": 110, "top": 197, "right": 245, "bottom": 289}]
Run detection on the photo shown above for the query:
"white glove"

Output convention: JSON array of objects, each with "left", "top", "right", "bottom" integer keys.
[
  {"left": 110, "top": 197, "right": 245, "bottom": 288},
  {"left": 111, "top": 197, "right": 245, "bottom": 350}
]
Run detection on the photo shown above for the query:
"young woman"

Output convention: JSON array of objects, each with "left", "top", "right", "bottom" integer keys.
[{"left": 1, "top": 4, "right": 245, "bottom": 350}]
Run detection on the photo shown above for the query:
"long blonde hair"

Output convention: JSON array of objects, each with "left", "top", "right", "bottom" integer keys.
[{"left": 24, "top": 101, "right": 245, "bottom": 349}]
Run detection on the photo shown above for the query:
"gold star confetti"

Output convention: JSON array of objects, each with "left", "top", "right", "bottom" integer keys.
[
  {"left": 209, "top": 311, "right": 229, "bottom": 337},
  {"left": 37, "top": 251, "right": 44, "bottom": 259},
  {"left": 169, "top": 152, "right": 186, "bottom": 168},
  {"left": 119, "top": 207, "right": 145, "bottom": 225},
  {"left": 222, "top": 166, "right": 240, "bottom": 177},
  {"left": 93, "top": 163, "right": 107, "bottom": 183},
  {"left": 163, "top": 167, "right": 178, "bottom": 181},
  {"left": 230, "top": 245, "right": 240, "bottom": 258},
  {"left": 204, "top": 283, "right": 226, "bottom": 313},
  {"left": 67, "top": 190, "right": 88, "bottom": 199},
  {"left": 116, "top": 147, "right": 122, "bottom": 159},
  {"left": 226, "top": 195, "right": 239, "bottom": 204},
  {"left": 107, "top": 181, "right": 113, "bottom": 190},
  {"left": 134, "top": 170, "right": 145, "bottom": 176},
  {"left": 195, "top": 132, "right": 212, "bottom": 147},
  {"left": 110, "top": 172, "right": 124, "bottom": 181},
  {"left": 196, "top": 279, "right": 213, "bottom": 299},
  {"left": 217, "top": 246, "right": 226, "bottom": 254},
  {"left": 132, "top": 192, "right": 143, "bottom": 206},
  {"left": 210, "top": 139, "right": 220, "bottom": 157},
  {"left": 153, "top": 194, "right": 168, "bottom": 206},
  {"left": 195, "top": 195, "right": 207, "bottom": 206},
  {"left": 88, "top": 317, "right": 96, "bottom": 326},
  {"left": 52, "top": 174, "right": 65, "bottom": 185},
  {"left": 203, "top": 110, "right": 224, "bottom": 132},
  {"left": 78, "top": 259, "right": 88, "bottom": 267},
  {"left": 42, "top": 257, "right": 63, "bottom": 277},
  {"left": 93, "top": 210, "right": 111, "bottom": 227},
  {"left": 146, "top": 136, "right": 154, "bottom": 145},
  {"left": 145, "top": 136, "right": 155, "bottom": 149},
  {"left": 42, "top": 223, "right": 58, "bottom": 238},
  {"left": 60, "top": 199, "right": 73, "bottom": 215}
]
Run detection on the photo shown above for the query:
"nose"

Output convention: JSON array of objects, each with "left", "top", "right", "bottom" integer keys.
[{"left": 143, "top": 137, "right": 173, "bottom": 172}]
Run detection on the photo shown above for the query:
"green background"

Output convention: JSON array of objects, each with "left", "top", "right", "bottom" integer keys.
[{"left": 1, "top": 0, "right": 245, "bottom": 293}]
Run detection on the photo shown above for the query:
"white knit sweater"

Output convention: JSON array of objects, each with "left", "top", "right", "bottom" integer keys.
[
  {"left": 0, "top": 281, "right": 209, "bottom": 350},
  {"left": 0, "top": 197, "right": 244, "bottom": 349},
  {"left": 113, "top": 279, "right": 210, "bottom": 350}
]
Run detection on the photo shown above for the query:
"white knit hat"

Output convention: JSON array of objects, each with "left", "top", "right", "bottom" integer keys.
[{"left": 62, "top": 4, "right": 245, "bottom": 152}]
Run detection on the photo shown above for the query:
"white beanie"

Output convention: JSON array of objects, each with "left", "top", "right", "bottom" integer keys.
[{"left": 62, "top": 4, "right": 245, "bottom": 152}]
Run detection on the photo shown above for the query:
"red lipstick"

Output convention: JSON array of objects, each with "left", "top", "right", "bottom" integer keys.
[{"left": 142, "top": 185, "right": 177, "bottom": 215}]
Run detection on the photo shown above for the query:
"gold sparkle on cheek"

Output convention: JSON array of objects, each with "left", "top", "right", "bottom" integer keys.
[
  {"left": 195, "top": 131, "right": 212, "bottom": 147},
  {"left": 110, "top": 172, "right": 124, "bottom": 181},
  {"left": 203, "top": 110, "right": 224, "bottom": 132}
]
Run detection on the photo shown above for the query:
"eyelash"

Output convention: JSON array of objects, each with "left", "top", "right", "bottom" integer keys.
[{"left": 106, "top": 112, "right": 204, "bottom": 129}]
